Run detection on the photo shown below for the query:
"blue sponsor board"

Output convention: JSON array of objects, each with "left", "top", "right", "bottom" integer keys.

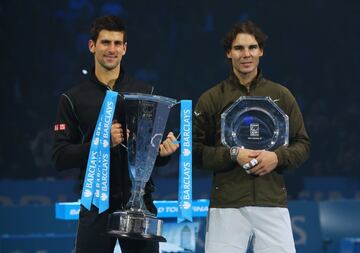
[
  {"left": 320, "top": 200, "right": 360, "bottom": 253},
  {"left": 0, "top": 233, "right": 76, "bottom": 253},
  {"left": 340, "top": 238, "right": 360, "bottom": 253},
  {"left": 300, "top": 177, "right": 360, "bottom": 200},
  {"left": 289, "top": 201, "right": 322, "bottom": 253},
  {"left": 2, "top": 180, "right": 360, "bottom": 253},
  {"left": 55, "top": 199, "right": 209, "bottom": 220},
  {"left": 3, "top": 199, "right": 360, "bottom": 253},
  {"left": 0, "top": 180, "right": 78, "bottom": 206},
  {"left": 55, "top": 200, "right": 323, "bottom": 252}
]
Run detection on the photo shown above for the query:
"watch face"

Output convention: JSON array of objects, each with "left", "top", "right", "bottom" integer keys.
[
  {"left": 230, "top": 147, "right": 238, "bottom": 156},
  {"left": 221, "top": 96, "right": 289, "bottom": 150},
  {"left": 230, "top": 147, "right": 238, "bottom": 161}
]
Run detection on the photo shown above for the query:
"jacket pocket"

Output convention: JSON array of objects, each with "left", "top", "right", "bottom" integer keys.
[
  {"left": 211, "top": 168, "right": 252, "bottom": 206},
  {"left": 256, "top": 172, "right": 287, "bottom": 205}
]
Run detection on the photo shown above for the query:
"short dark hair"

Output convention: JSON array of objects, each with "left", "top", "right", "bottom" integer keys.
[
  {"left": 90, "top": 15, "right": 126, "bottom": 43},
  {"left": 223, "top": 21, "right": 268, "bottom": 52}
]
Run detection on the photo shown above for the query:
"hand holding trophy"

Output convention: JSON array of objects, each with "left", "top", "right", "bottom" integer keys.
[{"left": 107, "top": 93, "right": 177, "bottom": 242}]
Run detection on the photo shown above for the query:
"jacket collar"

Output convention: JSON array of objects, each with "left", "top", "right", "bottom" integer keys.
[
  {"left": 229, "top": 68, "right": 263, "bottom": 90},
  {"left": 89, "top": 66, "right": 126, "bottom": 90}
]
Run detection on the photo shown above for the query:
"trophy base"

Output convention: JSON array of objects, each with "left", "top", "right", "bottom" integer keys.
[{"left": 107, "top": 211, "right": 166, "bottom": 242}]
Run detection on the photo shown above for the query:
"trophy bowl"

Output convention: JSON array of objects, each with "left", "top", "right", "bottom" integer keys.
[
  {"left": 107, "top": 93, "right": 177, "bottom": 242},
  {"left": 221, "top": 96, "right": 289, "bottom": 150}
]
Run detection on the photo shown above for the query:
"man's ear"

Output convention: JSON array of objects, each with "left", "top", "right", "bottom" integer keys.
[
  {"left": 259, "top": 48, "right": 264, "bottom": 57},
  {"left": 226, "top": 50, "right": 231, "bottom": 59},
  {"left": 122, "top": 42, "right": 127, "bottom": 56},
  {"left": 88, "top": 40, "right": 95, "bottom": 54}
]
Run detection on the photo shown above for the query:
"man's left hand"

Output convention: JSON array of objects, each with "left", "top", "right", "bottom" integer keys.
[
  {"left": 249, "top": 150, "right": 278, "bottom": 176},
  {"left": 159, "top": 132, "right": 179, "bottom": 157}
]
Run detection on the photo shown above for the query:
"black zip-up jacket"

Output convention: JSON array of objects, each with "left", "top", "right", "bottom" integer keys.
[
  {"left": 52, "top": 68, "right": 166, "bottom": 213},
  {"left": 193, "top": 70, "right": 310, "bottom": 208}
]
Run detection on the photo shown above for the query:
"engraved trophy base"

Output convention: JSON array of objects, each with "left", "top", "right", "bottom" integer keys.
[{"left": 107, "top": 211, "right": 166, "bottom": 242}]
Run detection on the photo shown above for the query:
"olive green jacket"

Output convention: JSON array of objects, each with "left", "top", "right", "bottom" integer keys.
[{"left": 193, "top": 71, "right": 310, "bottom": 208}]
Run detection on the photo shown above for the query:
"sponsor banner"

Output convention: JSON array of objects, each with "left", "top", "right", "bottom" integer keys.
[
  {"left": 178, "top": 100, "right": 193, "bottom": 222},
  {"left": 55, "top": 199, "right": 209, "bottom": 220},
  {"left": 80, "top": 90, "right": 118, "bottom": 213}
]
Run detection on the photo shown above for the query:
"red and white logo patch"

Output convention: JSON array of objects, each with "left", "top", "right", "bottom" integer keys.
[{"left": 54, "top": 123, "right": 66, "bottom": 131}]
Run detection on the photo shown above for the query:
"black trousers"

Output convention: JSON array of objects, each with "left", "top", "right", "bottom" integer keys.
[{"left": 75, "top": 206, "right": 159, "bottom": 253}]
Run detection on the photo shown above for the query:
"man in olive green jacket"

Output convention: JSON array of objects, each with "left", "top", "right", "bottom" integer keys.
[{"left": 193, "top": 21, "right": 310, "bottom": 253}]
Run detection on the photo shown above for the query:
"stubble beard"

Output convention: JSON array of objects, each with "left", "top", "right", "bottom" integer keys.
[{"left": 100, "top": 59, "right": 120, "bottom": 71}]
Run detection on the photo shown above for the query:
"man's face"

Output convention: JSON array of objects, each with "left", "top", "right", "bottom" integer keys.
[
  {"left": 226, "top": 33, "right": 263, "bottom": 77},
  {"left": 88, "top": 30, "right": 127, "bottom": 71}
]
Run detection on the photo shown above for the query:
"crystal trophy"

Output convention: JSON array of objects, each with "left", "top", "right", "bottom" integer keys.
[
  {"left": 221, "top": 96, "right": 289, "bottom": 150},
  {"left": 107, "top": 93, "right": 177, "bottom": 242}
]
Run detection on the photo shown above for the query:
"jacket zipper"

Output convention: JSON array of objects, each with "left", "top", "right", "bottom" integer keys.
[{"left": 247, "top": 87, "right": 256, "bottom": 204}]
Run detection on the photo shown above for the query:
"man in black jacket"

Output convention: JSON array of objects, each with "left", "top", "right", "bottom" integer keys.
[{"left": 52, "top": 15, "right": 178, "bottom": 253}]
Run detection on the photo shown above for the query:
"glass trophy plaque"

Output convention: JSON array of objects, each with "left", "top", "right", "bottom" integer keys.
[
  {"left": 221, "top": 96, "right": 289, "bottom": 150},
  {"left": 107, "top": 93, "right": 177, "bottom": 242}
]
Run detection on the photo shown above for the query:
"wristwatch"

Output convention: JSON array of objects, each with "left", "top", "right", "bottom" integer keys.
[{"left": 230, "top": 146, "right": 239, "bottom": 161}]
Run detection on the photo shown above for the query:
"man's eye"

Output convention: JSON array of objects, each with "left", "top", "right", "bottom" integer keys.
[{"left": 233, "top": 46, "right": 243, "bottom": 50}]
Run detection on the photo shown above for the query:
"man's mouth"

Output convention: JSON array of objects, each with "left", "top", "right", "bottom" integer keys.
[{"left": 104, "top": 55, "right": 117, "bottom": 60}]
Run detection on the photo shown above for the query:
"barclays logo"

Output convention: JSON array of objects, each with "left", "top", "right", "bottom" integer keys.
[
  {"left": 183, "top": 148, "right": 191, "bottom": 157},
  {"left": 93, "top": 137, "right": 99, "bottom": 146},
  {"left": 101, "top": 193, "right": 108, "bottom": 201},
  {"left": 84, "top": 189, "right": 92, "bottom": 197},
  {"left": 95, "top": 189, "right": 100, "bottom": 197},
  {"left": 183, "top": 201, "right": 191, "bottom": 209},
  {"left": 103, "top": 139, "right": 109, "bottom": 148}
]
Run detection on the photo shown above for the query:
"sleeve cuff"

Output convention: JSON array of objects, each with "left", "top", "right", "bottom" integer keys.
[{"left": 274, "top": 147, "right": 285, "bottom": 167}]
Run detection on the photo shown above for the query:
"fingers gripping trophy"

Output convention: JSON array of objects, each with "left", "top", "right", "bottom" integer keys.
[{"left": 107, "top": 93, "right": 177, "bottom": 242}]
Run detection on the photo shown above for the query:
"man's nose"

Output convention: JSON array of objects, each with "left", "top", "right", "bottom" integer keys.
[
  {"left": 243, "top": 48, "right": 251, "bottom": 57},
  {"left": 108, "top": 43, "right": 116, "bottom": 52}
]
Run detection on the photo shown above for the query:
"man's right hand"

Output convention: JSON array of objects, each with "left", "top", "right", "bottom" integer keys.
[
  {"left": 235, "top": 148, "right": 261, "bottom": 167},
  {"left": 110, "top": 121, "right": 125, "bottom": 147}
]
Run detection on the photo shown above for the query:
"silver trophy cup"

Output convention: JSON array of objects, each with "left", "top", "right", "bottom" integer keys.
[
  {"left": 221, "top": 96, "right": 289, "bottom": 150},
  {"left": 107, "top": 93, "right": 177, "bottom": 242}
]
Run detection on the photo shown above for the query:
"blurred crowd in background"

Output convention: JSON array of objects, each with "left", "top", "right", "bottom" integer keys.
[{"left": 1, "top": 0, "right": 359, "bottom": 190}]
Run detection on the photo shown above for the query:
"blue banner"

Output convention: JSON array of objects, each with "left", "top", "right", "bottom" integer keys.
[
  {"left": 55, "top": 199, "right": 209, "bottom": 220},
  {"left": 80, "top": 90, "right": 118, "bottom": 213},
  {"left": 178, "top": 100, "right": 193, "bottom": 222}
]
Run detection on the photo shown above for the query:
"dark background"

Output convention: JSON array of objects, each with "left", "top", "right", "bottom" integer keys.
[{"left": 1, "top": 0, "right": 359, "bottom": 197}]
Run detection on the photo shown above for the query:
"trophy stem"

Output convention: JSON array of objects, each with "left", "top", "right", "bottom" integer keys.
[{"left": 126, "top": 181, "right": 146, "bottom": 212}]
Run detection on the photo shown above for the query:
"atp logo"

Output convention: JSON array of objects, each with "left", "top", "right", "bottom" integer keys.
[
  {"left": 183, "top": 148, "right": 191, "bottom": 156},
  {"left": 250, "top": 123, "right": 260, "bottom": 137}
]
